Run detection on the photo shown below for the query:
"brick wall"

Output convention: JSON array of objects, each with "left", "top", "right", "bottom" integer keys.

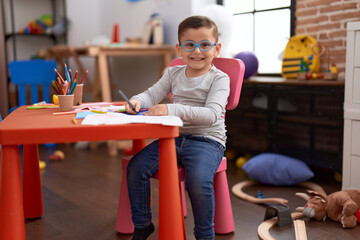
[{"left": 295, "top": 0, "right": 360, "bottom": 80}]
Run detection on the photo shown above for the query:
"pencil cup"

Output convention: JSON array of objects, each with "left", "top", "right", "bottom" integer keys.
[
  {"left": 58, "top": 95, "right": 74, "bottom": 112},
  {"left": 73, "top": 84, "right": 83, "bottom": 105}
]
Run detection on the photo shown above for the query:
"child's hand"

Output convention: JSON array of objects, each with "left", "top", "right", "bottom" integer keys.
[
  {"left": 144, "top": 104, "right": 168, "bottom": 116},
  {"left": 125, "top": 99, "right": 141, "bottom": 114}
]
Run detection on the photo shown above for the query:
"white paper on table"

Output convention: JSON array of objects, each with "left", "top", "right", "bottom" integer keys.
[{"left": 81, "top": 113, "right": 183, "bottom": 127}]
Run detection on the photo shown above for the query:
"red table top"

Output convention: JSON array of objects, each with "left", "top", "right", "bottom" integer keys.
[{"left": 0, "top": 105, "right": 179, "bottom": 145}]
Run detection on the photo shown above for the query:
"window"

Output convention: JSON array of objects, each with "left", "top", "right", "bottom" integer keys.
[{"left": 218, "top": 0, "right": 295, "bottom": 75}]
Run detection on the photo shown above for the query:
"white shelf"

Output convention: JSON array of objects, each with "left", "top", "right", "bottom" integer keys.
[{"left": 343, "top": 21, "right": 360, "bottom": 190}]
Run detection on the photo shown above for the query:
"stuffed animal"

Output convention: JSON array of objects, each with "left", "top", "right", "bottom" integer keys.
[{"left": 296, "top": 189, "right": 360, "bottom": 228}]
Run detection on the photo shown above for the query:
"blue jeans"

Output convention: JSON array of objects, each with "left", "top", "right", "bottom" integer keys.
[{"left": 127, "top": 134, "right": 225, "bottom": 240}]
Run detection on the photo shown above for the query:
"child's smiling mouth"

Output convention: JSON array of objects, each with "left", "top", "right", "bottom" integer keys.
[{"left": 190, "top": 57, "right": 205, "bottom": 61}]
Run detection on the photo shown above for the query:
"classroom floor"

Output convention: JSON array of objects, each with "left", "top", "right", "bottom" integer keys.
[{"left": 3, "top": 142, "right": 359, "bottom": 240}]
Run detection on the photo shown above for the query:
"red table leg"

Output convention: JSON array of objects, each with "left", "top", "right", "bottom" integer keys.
[
  {"left": 132, "top": 139, "right": 146, "bottom": 154},
  {"left": 158, "top": 138, "right": 186, "bottom": 240},
  {"left": 23, "top": 144, "right": 43, "bottom": 219},
  {"left": 0, "top": 145, "right": 25, "bottom": 240}
]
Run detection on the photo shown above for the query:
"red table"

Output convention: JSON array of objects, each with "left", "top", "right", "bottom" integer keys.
[{"left": 0, "top": 105, "right": 185, "bottom": 240}]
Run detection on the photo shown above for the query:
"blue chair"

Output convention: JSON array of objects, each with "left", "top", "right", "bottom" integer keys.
[
  {"left": 8, "top": 59, "right": 58, "bottom": 147},
  {"left": 8, "top": 59, "right": 57, "bottom": 111}
]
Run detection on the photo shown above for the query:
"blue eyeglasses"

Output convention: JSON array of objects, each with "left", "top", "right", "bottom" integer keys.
[{"left": 180, "top": 40, "right": 217, "bottom": 52}]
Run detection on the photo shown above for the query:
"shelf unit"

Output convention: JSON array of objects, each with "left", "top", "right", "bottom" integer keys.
[
  {"left": 1, "top": 0, "right": 67, "bottom": 61},
  {"left": 226, "top": 79, "right": 344, "bottom": 171},
  {"left": 1, "top": 0, "right": 67, "bottom": 110},
  {"left": 343, "top": 21, "right": 360, "bottom": 189}
]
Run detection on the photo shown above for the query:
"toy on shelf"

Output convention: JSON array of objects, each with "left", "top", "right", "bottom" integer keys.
[
  {"left": 112, "top": 23, "right": 120, "bottom": 43},
  {"left": 296, "top": 189, "right": 360, "bottom": 228},
  {"left": 19, "top": 15, "right": 53, "bottom": 34},
  {"left": 297, "top": 43, "right": 338, "bottom": 81},
  {"left": 141, "top": 13, "right": 163, "bottom": 45},
  {"left": 281, "top": 35, "right": 321, "bottom": 79}
]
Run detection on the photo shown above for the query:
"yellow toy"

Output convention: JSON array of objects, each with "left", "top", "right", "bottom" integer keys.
[
  {"left": 39, "top": 160, "right": 46, "bottom": 170},
  {"left": 235, "top": 153, "right": 252, "bottom": 169},
  {"left": 53, "top": 94, "right": 59, "bottom": 105},
  {"left": 281, "top": 35, "right": 321, "bottom": 79},
  {"left": 329, "top": 64, "right": 338, "bottom": 73},
  {"left": 235, "top": 157, "right": 247, "bottom": 169}
]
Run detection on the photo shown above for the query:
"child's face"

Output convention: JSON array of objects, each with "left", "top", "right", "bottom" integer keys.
[{"left": 176, "top": 27, "right": 221, "bottom": 77}]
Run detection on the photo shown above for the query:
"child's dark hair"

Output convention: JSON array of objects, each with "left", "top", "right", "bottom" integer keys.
[{"left": 178, "top": 15, "right": 218, "bottom": 43}]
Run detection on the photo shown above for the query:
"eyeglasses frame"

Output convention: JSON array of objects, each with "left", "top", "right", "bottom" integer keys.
[{"left": 179, "top": 40, "right": 217, "bottom": 52}]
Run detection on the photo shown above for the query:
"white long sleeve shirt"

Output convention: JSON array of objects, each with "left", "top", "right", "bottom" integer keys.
[{"left": 132, "top": 64, "right": 230, "bottom": 147}]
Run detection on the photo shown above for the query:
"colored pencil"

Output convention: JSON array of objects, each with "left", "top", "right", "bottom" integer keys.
[
  {"left": 27, "top": 106, "right": 59, "bottom": 109},
  {"left": 57, "top": 77, "right": 65, "bottom": 95},
  {"left": 57, "top": 76, "right": 62, "bottom": 86},
  {"left": 79, "top": 70, "right": 88, "bottom": 84},
  {"left": 54, "top": 68, "right": 65, "bottom": 84},
  {"left": 51, "top": 82, "right": 60, "bottom": 95},
  {"left": 91, "top": 110, "right": 107, "bottom": 114},
  {"left": 69, "top": 69, "right": 73, "bottom": 82},
  {"left": 53, "top": 81, "right": 59, "bottom": 94},
  {"left": 69, "top": 82, "right": 78, "bottom": 95},
  {"left": 55, "top": 80, "right": 64, "bottom": 95},
  {"left": 64, "top": 81, "right": 70, "bottom": 95},
  {"left": 74, "top": 70, "right": 78, "bottom": 81},
  {"left": 53, "top": 111, "right": 78, "bottom": 116},
  {"left": 65, "top": 63, "right": 71, "bottom": 83}
]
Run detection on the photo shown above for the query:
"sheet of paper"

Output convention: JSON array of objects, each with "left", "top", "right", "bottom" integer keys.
[{"left": 81, "top": 113, "right": 183, "bottom": 127}]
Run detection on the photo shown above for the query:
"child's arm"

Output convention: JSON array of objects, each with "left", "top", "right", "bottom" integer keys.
[
  {"left": 167, "top": 73, "right": 230, "bottom": 125},
  {"left": 144, "top": 104, "right": 168, "bottom": 116},
  {"left": 131, "top": 69, "right": 172, "bottom": 109}
]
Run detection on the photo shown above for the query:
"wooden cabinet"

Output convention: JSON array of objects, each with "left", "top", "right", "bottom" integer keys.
[
  {"left": 226, "top": 77, "right": 344, "bottom": 171},
  {"left": 343, "top": 21, "right": 360, "bottom": 190}
]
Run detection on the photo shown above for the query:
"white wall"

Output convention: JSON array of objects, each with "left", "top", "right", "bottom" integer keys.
[
  {"left": 66, "top": 0, "right": 102, "bottom": 46},
  {"left": 192, "top": 0, "right": 216, "bottom": 12},
  {"left": 66, "top": 0, "right": 196, "bottom": 100},
  {"left": 67, "top": 0, "right": 193, "bottom": 46}
]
